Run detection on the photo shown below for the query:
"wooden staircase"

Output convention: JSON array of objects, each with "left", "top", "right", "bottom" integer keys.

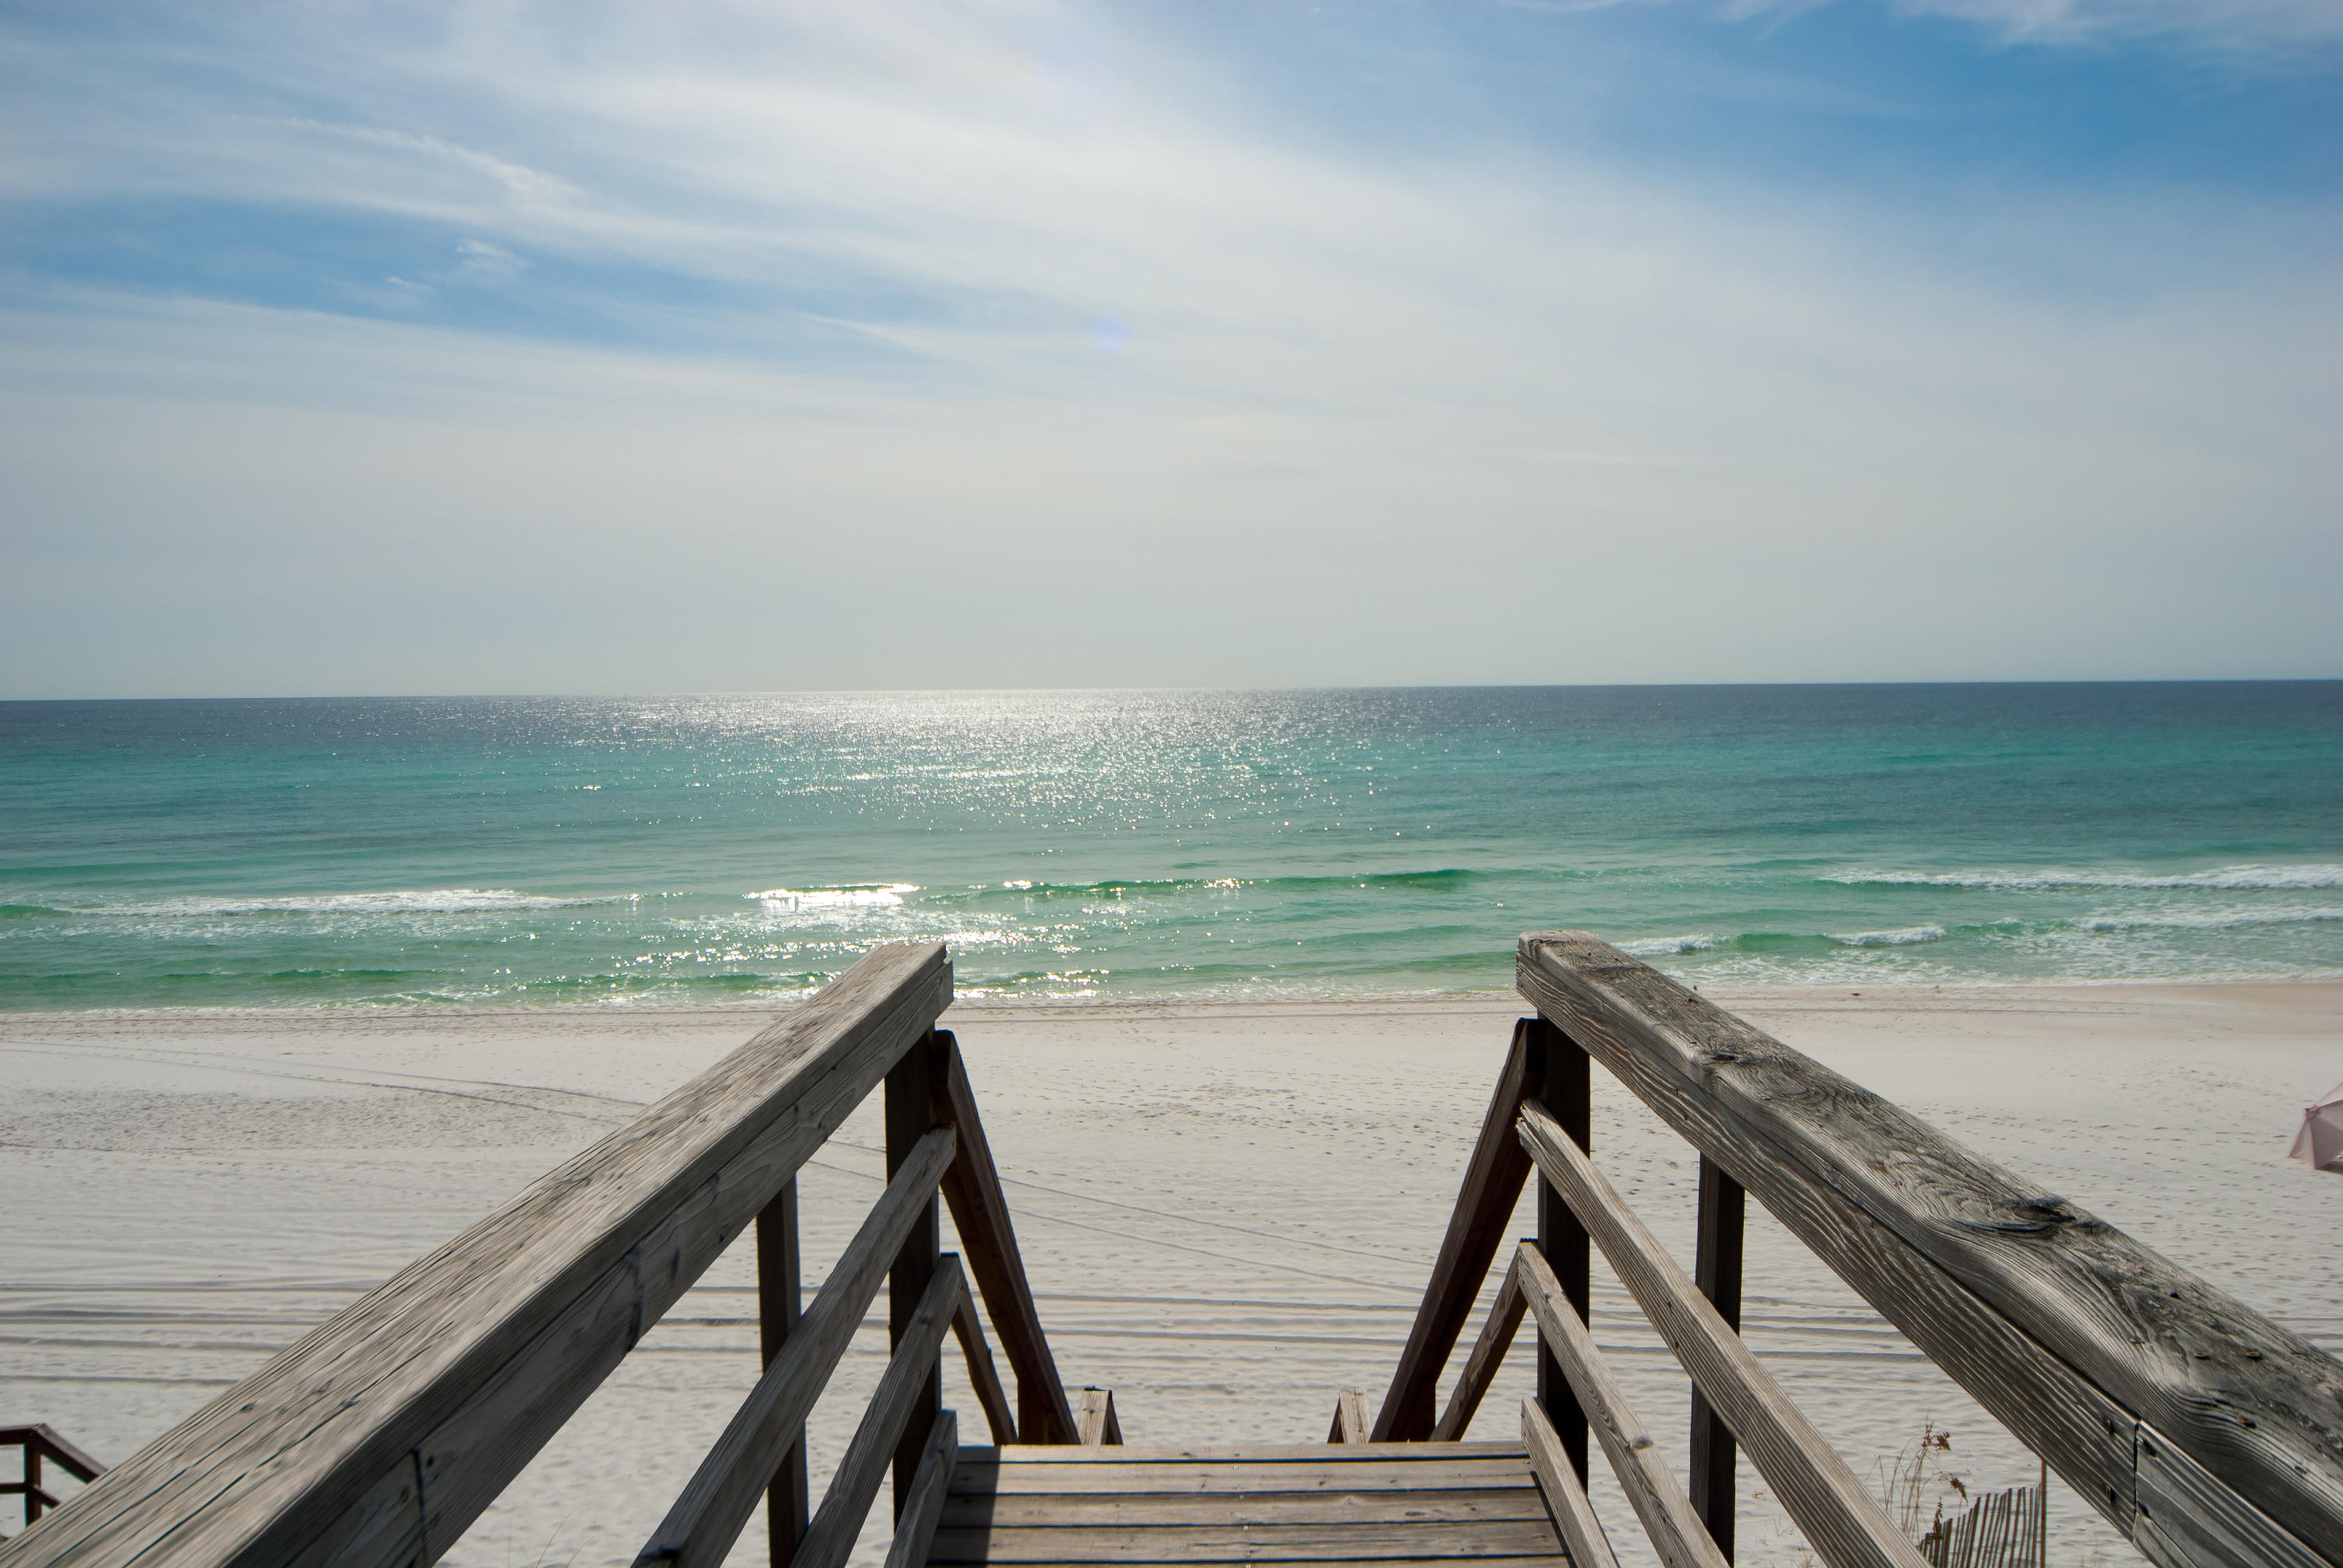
[
  {"left": 10, "top": 935, "right": 2342, "bottom": 1568},
  {"left": 931, "top": 1442, "right": 1571, "bottom": 1568}
]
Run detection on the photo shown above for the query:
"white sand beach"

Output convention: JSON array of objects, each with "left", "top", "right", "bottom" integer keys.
[{"left": 3, "top": 984, "right": 2338, "bottom": 1568}]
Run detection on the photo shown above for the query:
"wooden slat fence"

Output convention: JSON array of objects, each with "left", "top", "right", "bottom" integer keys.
[{"left": 1919, "top": 1483, "right": 2046, "bottom": 1568}]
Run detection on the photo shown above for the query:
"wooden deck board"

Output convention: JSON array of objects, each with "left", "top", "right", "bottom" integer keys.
[
  {"left": 940, "top": 1495, "right": 1553, "bottom": 1529},
  {"left": 929, "top": 1445, "right": 1567, "bottom": 1568}
]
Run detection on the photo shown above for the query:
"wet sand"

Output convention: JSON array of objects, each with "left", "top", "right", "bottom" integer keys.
[{"left": 3, "top": 983, "right": 2338, "bottom": 1568}]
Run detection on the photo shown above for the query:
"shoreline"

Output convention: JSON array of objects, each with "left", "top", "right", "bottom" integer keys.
[{"left": 5, "top": 971, "right": 2343, "bottom": 1028}]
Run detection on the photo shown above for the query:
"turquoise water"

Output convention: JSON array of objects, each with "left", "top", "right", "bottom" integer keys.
[{"left": 2, "top": 686, "right": 2338, "bottom": 1010}]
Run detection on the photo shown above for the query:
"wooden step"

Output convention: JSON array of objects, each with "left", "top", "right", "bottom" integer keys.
[{"left": 929, "top": 1445, "right": 1569, "bottom": 1568}]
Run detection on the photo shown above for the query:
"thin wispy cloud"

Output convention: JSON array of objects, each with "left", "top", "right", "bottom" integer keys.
[
  {"left": 1506, "top": 0, "right": 2343, "bottom": 46},
  {"left": 0, "top": 1, "right": 2336, "bottom": 694}
]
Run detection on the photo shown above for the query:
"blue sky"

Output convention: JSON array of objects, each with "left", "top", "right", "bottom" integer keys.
[{"left": 2, "top": 1, "right": 2338, "bottom": 695}]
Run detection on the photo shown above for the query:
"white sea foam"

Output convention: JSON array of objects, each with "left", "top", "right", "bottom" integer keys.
[
  {"left": 1831, "top": 926, "right": 1948, "bottom": 946},
  {"left": 744, "top": 884, "right": 918, "bottom": 911},
  {"left": 1621, "top": 934, "right": 1721, "bottom": 956},
  {"left": 1825, "top": 863, "right": 2343, "bottom": 892},
  {"left": 2074, "top": 907, "right": 2343, "bottom": 934}
]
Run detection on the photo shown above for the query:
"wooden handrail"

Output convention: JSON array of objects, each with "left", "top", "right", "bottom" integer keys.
[
  {"left": 3, "top": 943, "right": 1100, "bottom": 1568},
  {"left": 0, "top": 943, "right": 954, "bottom": 1568},
  {"left": 1521, "top": 1400, "right": 1620, "bottom": 1568},
  {"left": 933, "top": 1036, "right": 1079, "bottom": 1445},
  {"left": 633, "top": 1128, "right": 957, "bottom": 1568},
  {"left": 1518, "top": 1103, "right": 1928, "bottom": 1568},
  {"left": 1518, "top": 932, "right": 2343, "bottom": 1568},
  {"left": 0, "top": 1432, "right": 102, "bottom": 1493},
  {"left": 787, "top": 1258, "right": 964, "bottom": 1568},
  {"left": 1430, "top": 1265, "right": 1525, "bottom": 1443},
  {"left": 1372, "top": 1019, "right": 1542, "bottom": 1441},
  {"left": 1514, "top": 1242, "right": 1729, "bottom": 1568},
  {"left": 879, "top": 1412, "right": 958, "bottom": 1568},
  {"left": 952, "top": 1293, "right": 1018, "bottom": 1446},
  {"left": 3, "top": 1427, "right": 105, "bottom": 1535}
]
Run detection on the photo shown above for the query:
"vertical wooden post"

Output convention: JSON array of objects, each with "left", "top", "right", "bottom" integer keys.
[
  {"left": 1689, "top": 1156, "right": 1746, "bottom": 1560},
  {"left": 886, "top": 1030, "right": 945, "bottom": 1517},
  {"left": 24, "top": 1437, "right": 45, "bottom": 1525},
  {"left": 758, "top": 1179, "right": 808, "bottom": 1568},
  {"left": 1526, "top": 1016, "right": 1591, "bottom": 1484}
]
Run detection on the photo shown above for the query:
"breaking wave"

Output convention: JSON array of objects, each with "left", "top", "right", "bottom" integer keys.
[
  {"left": 1824, "top": 864, "right": 2343, "bottom": 892},
  {"left": 21, "top": 889, "right": 622, "bottom": 918},
  {"left": 1621, "top": 934, "right": 1722, "bottom": 957},
  {"left": 967, "top": 868, "right": 1506, "bottom": 897},
  {"left": 2075, "top": 907, "right": 2343, "bottom": 933},
  {"left": 1831, "top": 926, "right": 1948, "bottom": 947},
  {"left": 745, "top": 884, "right": 918, "bottom": 911}
]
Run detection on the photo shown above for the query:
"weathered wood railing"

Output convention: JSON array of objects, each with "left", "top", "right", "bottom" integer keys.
[
  {"left": 1379, "top": 931, "right": 2343, "bottom": 1568},
  {"left": 0, "top": 942, "right": 1097, "bottom": 1568},
  {"left": 2, "top": 1429, "right": 103, "bottom": 1537}
]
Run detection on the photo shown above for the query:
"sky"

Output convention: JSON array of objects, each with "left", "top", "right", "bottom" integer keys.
[{"left": 2, "top": 0, "right": 2338, "bottom": 697}]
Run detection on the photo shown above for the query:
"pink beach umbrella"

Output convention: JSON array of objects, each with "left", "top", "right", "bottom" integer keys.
[{"left": 2290, "top": 1080, "right": 2343, "bottom": 1174}]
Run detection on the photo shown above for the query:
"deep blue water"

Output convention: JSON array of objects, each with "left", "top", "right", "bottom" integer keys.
[{"left": 2, "top": 685, "right": 2338, "bottom": 1010}]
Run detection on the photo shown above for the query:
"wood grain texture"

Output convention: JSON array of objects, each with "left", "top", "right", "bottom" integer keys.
[
  {"left": 932, "top": 1559, "right": 1562, "bottom": 1568},
  {"left": 931, "top": 1559, "right": 1564, "bottom": 1568},
  {"left": 1432, "top": 1270, "right": 1526, "bottom": 1445},
  {"left": 947, "top": 1463, "right": 1535, "bottom": 1499},
  {"left": 1074, "top": 1393, "right": 1124, "bottom": 1449},
  {"left": 936, "top": 1037, "right": 1081, "bottom": 1447},
  {"left": 891, "top": 1036, "right": 947, "bottom": 1516},
  {"left": 0, "top": 943, "right": 952, "bottom": 1568},
  {"left": 2134, "top": 1420, "right": 2330, "bottom": 1568},
  {"left": 1518, "top": 1106, "right": 1926, "bottom": 1568},
  {"left": 939, "top": 1494, "right": 1553, "bottom": 1529},
  {"left": 1521, "top": 1399, "right": 1620, "bottom": 1568},
  {"left": 923, "top": 1521, "right": 1566, "bottom": 1563},
  {"left": 1517, "top": 935, "right": 2137, "bottom": 1537},
  {"left": 1514, "top": 1242, "right": 1729, "bottom": 1568},
  {"left": 932, "top": 1445, "right": 1563, "bottom": 1568},
  {"left": 883, "top": 1413, "right": 959, "bottom": 1568},
  {"left": 634, "top": 1129, "right": 958, "bottom": 1568},
  {"left": 1373, "top": 1022, "right": 1541, "bottom": 1441},
  {"left": 279, "top": 1458, "right": 423, "bottom": 1568},
  {"left": 761, "top": 1181, "right": 811, "bottom": 1568},
  {"left": 957, "top": 1294, "right": 1021, "bottom": 1448},
  {"left": 1525, "top": 1019, "right": 1591, "bottom": 1490},
  {"left": 793, "top": 1262, "right": 965, "bottom": 1568},
  {"left": 966, "top": 1446, "right": 1531, "bottom": 1466},
  {"left": 1330, "top": 1394, "right": 1371, "bottom": 1446},
  {"left": 1688, "top": 1157, "right": 1744, "bottom": 1563},
  {"left": 1519, "top": 931, "right": 2343, "bottom": 1563}
]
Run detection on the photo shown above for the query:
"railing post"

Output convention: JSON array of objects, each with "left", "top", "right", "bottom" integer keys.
[
  {"left": 26, "top": 1434, "right": 45, "bottom": 1525},
  {"left": 1689, "top": 1156, "right": 1746, "bottom": 1560},
  {"left": 758, "top": 1178, "right": 809, "bottom": 1566},
  {"left": 886, "top": 1030, "right": 946, "bottom": 1516},
  {"left": 1526, "top": 1016, "right": 1592, "bottom": 1484}
]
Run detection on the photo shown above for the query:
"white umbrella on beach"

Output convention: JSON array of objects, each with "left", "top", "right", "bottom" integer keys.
[{"left": 2289, "top": 1080, "right": 2343, "bottom": 1174}]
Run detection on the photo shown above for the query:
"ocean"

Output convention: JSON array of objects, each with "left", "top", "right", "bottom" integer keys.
[{"left": 2, "top": 684, "right": 2338, "bottom": 1011}]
